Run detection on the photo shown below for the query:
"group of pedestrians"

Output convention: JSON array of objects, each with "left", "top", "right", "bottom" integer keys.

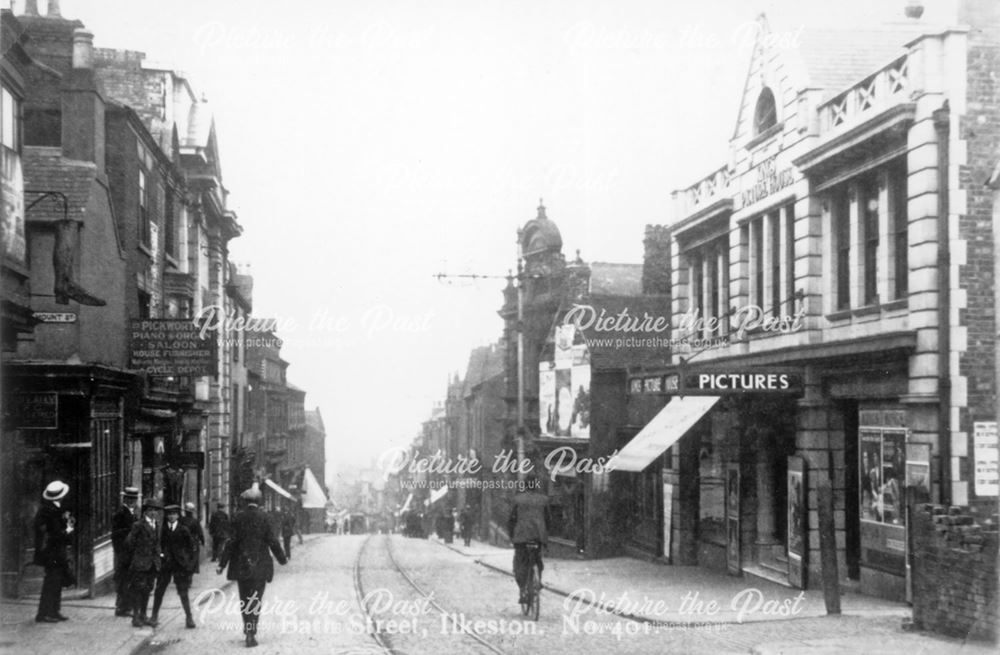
[
  {"left": 110, "top": 488, "right": 204, "bottom": 628},
  {"left": 35, "top": 479, "right": 289, "bottom": 648}
]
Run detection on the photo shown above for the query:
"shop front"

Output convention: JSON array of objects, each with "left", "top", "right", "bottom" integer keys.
[{"left": 1, "top": 363, "right": 133, "bottom": 598}]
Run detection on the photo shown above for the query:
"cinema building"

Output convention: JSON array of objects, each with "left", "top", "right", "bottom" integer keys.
[{"left": 619, "top": 4, "right": 997, "bottom": 601}]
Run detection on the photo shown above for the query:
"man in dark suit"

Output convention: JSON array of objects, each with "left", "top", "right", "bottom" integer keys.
[
  {"left": 151, "top": 505, "right": 198, "bottom": 628},
  {"left": 33, "top": 481, "right": 73, "bottom": 623},
  {"left": 218, "top": 485, "right": 287, "bottom": 648},
  {"left": 111, "top": 487, "right": 139, "bottom": 616},
  {"left": 124, "top": 500, "right": 162, "bottom": 627},
  {"left": 209, "top": 503, "right": 230, "bottom": 561},
  {"left": 180, "top": 502, "right": 206, "bottom": 572}
]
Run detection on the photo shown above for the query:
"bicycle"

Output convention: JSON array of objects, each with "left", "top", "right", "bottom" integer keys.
[{"left": 519, "top": 542, "right": 542, "bottom": 620}]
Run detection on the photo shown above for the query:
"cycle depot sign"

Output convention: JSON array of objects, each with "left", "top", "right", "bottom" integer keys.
[{"left": 130, "top": 319, "right": 217, "bottom": 377}]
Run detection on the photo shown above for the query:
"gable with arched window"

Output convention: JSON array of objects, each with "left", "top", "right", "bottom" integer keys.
[{"left": 753, "top": 87, "right": 778, "bottom": 136}]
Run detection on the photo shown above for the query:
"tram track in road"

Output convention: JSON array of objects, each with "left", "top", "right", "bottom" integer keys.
[
  {"left": 353, "top": 533, "right": 394, "bottom": 655},
  {"left": 355, "top": 533, "right": 512, "bottom": 655}
]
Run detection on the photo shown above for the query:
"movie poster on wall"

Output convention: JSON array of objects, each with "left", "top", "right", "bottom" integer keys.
[
  {"left": 555, "top": 368, "right": 573, "bottom": 436},
  {"left": 570, "top": 362, "right": 590, "bottom": 438},
  {"left": 539, "top": 362, "right": 556, "bottom": 435}
]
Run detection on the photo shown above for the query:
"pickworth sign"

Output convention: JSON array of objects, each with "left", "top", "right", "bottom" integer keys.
[{"left": 130, "top": 319, "right": 217, "bottom": 376}]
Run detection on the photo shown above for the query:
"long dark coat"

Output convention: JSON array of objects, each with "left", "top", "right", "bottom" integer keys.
[
  {"left": 33, "top": 502, "right": 70, "bottom": 568},
  {"left": 111, "top": 505, "right": 136, "bottom": 553},
  {"left": 160, "top": 522, "right": 197, "bottom": 573},
  {"left": 124, "top": 520, "right": 162, "bottom": 573},
  {"left": 219, "top": 506, "right": 287, "bottom": 582}
]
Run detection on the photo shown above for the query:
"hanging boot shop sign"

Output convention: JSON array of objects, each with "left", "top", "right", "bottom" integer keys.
[{"left": 129, "top": 319, "right": 217, "bottom": 376}]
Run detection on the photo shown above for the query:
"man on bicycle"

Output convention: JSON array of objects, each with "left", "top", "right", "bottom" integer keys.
[{"left": 506, "top": 473, "right": 550, "bottom": 604}]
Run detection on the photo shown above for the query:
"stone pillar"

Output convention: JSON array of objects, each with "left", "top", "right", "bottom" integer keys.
[{"left": 755, "top": 435, "right": 779, "bottom": 550}]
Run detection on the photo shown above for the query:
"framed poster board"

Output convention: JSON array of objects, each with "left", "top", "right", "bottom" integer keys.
[
  {"left": 725, "top": 463, "right": 740, "bottom": 575},
  {"left": 787, "top": 455, "right": 807, "bottom": 589}
]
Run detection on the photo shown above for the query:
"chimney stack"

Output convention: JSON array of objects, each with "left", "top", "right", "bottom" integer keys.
[
  {"left": 23, "top": 0, "right": 40, "bottom": 16},
  {"left": 72, "top": 29, "right": 94, "bottom": 69},
  {"left": 46, "top": 0, "right": 62, "bottom": 18},
  {"left": 61, "top": 28, "right": 105, "bottom": 175}
]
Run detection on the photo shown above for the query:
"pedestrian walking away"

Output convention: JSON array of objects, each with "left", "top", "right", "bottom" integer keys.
[
  {"left": 507, "top": 474, "right": 551, "bottom": 605},
  {"left": 459, "top": 506, "right": 473, "bottom": 547},
  {"left": 180, "top": 501, "right": 206, "bottom": 573},
  {"left": 151, "top": 504, "right": 198, "bottom": 629},
  {"left": 209, "top": 503, "right": 230, "bottom": 561},
  {"left": 111, "top": 486, "right": 140, "bottom": 616},
  {"left": 33, "top": 480, "right": 74, "bottom": 623},
  {"left": 124, "top": 500, "right": 162, "bottom": 627},
  {"left": 218, "top": 485, "right": 287, "bottom": 648},
  {"left": 280, "top": 507, "right": 294, "bottom": 560}
]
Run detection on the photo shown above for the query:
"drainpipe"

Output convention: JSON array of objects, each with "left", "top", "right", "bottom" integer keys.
[{"left": 933, "top": 101, "right": 951, "bottom": 506}]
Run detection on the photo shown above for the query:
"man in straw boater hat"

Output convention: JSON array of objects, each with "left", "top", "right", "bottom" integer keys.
[
  {"left": 124, "top": 499, "right": 162, "bottom": 627},
  {"left": 218, "top": 483, "right": 287, "bottom": 648},
  {"left": 151, "top": 504, "right": 198, "bottom": 628},
  {"left": 111, "top": 486, "right": 140, "bottom": 616},
  {"left": 33, "top": 480, "right": 74, "bottom": 623}
]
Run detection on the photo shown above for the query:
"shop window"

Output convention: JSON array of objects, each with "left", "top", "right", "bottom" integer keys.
[
  {"left": 138, "top": 290, "right": 151, "bottom": 318},
  {"left": 753, "top": 88, "right": 777, "bottom": 136},
  {"left": 859, "top": 428, "right": 905, "bottom": 525},
  {"left": 91, "top": 416, "right": 120, "bottom": 541}
]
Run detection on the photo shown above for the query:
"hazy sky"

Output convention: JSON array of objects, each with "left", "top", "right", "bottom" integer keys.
[{"left": 25, "top": 0, "right": 955, "bottom": 480}]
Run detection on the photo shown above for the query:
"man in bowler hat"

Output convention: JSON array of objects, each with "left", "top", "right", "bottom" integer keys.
[
  {"left": 218, "top": 484, "right": 287, "bottom": 648},
  {"left": 111, "top": 487, "right": 139, "bottom": 616},
  {"left": 151, "top": 505, "right": 198, "bottom": 628},
  {"left": 124, "top": 500, "right": 162, "bottom": 627},
  {"left": 33, "top": 481, "right": 74, "bottom": 623}
]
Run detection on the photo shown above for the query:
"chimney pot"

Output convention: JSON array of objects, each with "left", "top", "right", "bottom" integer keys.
[
  {"left": 904, "top": 1, "right": 925, "bottom": 19},
  {"left": 46, "top": 0, "right": 61, "bottom": 17},
  {"left": 24, "top": 0, "right": 40, "bottom": 16},
  {"left": 72, "top": 29, "right": 95, "bottom": 69}
]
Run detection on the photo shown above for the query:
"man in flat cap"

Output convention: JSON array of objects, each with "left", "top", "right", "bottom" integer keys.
[
  {"left": 33, "top": 480, "right": 74, "bottom": 623},
  {"left": 111, "top": 487, "right": 139, "bottom": 616},
  {"left": 179, "top": 502, "right": 206, "bottom": 573},
  {"left": 218, "top": 484, "right": 287, "bottom": 648},
  {"left": 124, "top": 500, "right": 162, "bottom": 627},
  {"left": 151, "top": 505, "right": 197, "bottom": 628}
]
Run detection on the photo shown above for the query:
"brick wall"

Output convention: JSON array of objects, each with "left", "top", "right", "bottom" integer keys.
[
  {"left": 911, "top": 503, "right": 998, "bottom": 641},
  {"left": 642, "top": 224, "right": 671, "bottom": 296},
  {"left": 958, "top": 0, "right": 1000, "bottom": 503}
]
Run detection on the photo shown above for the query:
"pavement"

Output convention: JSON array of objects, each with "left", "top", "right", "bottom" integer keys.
[
  {"left": 434, "top": 536, "right": 998, "bottom": 654},
  {"left": 0, "top": 534, "right": 323, "bottom": 655}
]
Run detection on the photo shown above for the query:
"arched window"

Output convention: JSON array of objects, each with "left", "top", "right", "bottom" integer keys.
[{"left": 753, "top": 87, "right": 778, "bottom": 136}]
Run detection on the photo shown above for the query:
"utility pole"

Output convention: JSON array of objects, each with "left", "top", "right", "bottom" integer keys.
[{"left": 434, "top": 227, "right": 534, "bottom": 481}]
